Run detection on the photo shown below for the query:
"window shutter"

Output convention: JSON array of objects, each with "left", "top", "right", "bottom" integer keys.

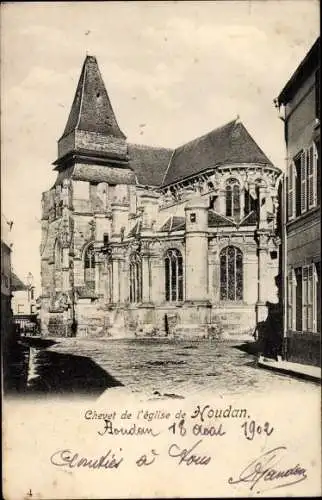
[
  {"left": 307, "top": 145, "right": 315, "bottom": 209},
  {"left": 307, "top": 265, "right": 313, "bottom": 330},
  {"left": 287, "top": 269, "right": 294, "bottom": 330},
  {"left": 287, "top": 162, "right": 295, "bottom": 220},
  {"left": 316, "top": 140, "right": 321, "bottom": 206},
  {"left": 312, "top": 263, "right": 317, "bottom": 332},
  {"left": 300, "top": 151, "right": 307, "bottom": 213},
  {"left": 312, "top": 142, "right": 318, "bottom": 207},
  {"left": 302, "top": 265, "right": 309, "bottom": 331}
]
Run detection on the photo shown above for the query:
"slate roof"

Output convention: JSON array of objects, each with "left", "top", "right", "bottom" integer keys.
[
  {"left": 239, "top": 210, "right": 258, "bottom": 226},
  {"left": 277, "top": 37, "right": 320, "bottom": 105},
  {"left": 60, "top": 55, "right": 126, "bottom": 140},
  {"left": 208, "top": 211, "right": 236, "bottom": 227},
  {"left": 128, "top": 144, "right": 173, "bottom": 186},
  {"left": 11, "top": 272, "right": 27, "bottom": 291},
  {"left": 162, "top": 119, "right": 274, "bottom": 187},
  {"left": 128, "top": 220, "right": 142, "bottom": 237},
  {"left": 160, "top": 216, "right": 185, "bottom": 232}
]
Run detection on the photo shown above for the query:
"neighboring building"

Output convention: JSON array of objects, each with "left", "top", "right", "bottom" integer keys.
[
  {"left": 12, "top": 272, "right": 38, "bottom": 333},
  {"left": 276, "top": 37, "right": 320, "bottom": 366},
  {"left": 1, "top": 215, "right": 13, "bottom": 345},
  {"left": 40, "top": 55, "right": 282, "bottom": 339}
]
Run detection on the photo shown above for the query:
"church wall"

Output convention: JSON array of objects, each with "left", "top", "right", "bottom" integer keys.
[
  {"left": 40, "top": 177, "right": 280, "bottom": 339},
  {"left": 75, "top": 130, "right": 127, "bottom": 157},
  {"left": 72, "top": 180, "right": 90, "bottom": 212},
  {"left": 75, "top": 302, "right": 106, "bottom": 337},
  {"left": 243, "top": 252, "right": 258, "bottom": 304},
  {"left": 40, "top": 259, "right": 51, "bottom": 297}
]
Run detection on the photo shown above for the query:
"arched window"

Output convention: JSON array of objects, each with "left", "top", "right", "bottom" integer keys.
[
  {"left": 165, "top": 249, "right": 183, "bottom": 302},
  {"left": 84, "top": 244, "right": 95, "bottom": 291},
  {"left": 226, "top": 178, "right": 240, "bottom": 218},
  {"left": 129, "top": 252, "right": 142, "bottom": 303},
  {"left": 220, "top": 246, "right": 243, "bottom": 301}
]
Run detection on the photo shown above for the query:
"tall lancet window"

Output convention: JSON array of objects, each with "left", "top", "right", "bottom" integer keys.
[
  {"left": 84, "top": 244, "right": 96, "bottom": 291},
  {"left": 226, "top": 178, "right": 241, "bottom": 218},
  {"left": 165, "top": 249, "right": 183, "bottom": 302},
  {"left": 220, "top": 246, "right": 243, "bottom": 301},
  {"left": 54, "top": 239, "right": 63, "bottom": 290},
  {"left": 129, "top": 252, "right": 142, "bottom": 303}
]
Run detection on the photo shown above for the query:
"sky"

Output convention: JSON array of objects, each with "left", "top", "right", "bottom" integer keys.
[{"left": 1, "top": 0, "right": 319, "bottom": 293}]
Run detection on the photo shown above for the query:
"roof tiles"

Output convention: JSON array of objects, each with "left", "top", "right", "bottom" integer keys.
[
  {"left": 162, "top": 119, "right": 273, "bottom": 187},
  {"left": 61, "top": 56, "right": 126, "bottom": 140}
]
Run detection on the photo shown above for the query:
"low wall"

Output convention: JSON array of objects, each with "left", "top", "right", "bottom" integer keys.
[{"left": 40, "top": 298, "right": 258, "bottom": 340}]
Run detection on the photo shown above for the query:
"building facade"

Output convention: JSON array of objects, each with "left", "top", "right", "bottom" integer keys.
[
  {"left": 276, "top": 37, "right": 320, "bottom": 366},
  {"left": 12, "top": 272, "right": 38, "bottom": 333},
  {"left": 1, "top": 215, "right": 13, "bottom": 346},
  {"left": 40, "top": 56, "right": 282, "bottom": 339},
  {"left": 12, "top": 272, "right": 37, "bottom": 316}
]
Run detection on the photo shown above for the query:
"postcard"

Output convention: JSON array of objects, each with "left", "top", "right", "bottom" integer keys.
[{"left": 1, "top": 1, "right": 321, "bottom": 498}]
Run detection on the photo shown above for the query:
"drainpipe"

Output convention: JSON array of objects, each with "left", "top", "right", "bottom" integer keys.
[
  {"left": 274, "top": 97, "right": 288, "bottom": 360},
  {"left": 278, "top": 101, "right": 288, "bottom": 360},
  {"left": 281, "top": 170, "right": 288, "bottom": 360}
]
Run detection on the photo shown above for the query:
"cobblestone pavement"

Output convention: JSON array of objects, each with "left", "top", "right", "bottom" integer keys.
[{"left": 46, "top": 337, "right": 320, "bottom": 398}]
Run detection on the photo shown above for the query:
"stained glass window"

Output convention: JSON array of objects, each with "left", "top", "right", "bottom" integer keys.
[
  {"left": 220, "top": 246, "right": 243, "bottom": 301},
  {"left": 129, "top": 252, "right": 142, "bottom": 303},
  {"left": 84, "top": 244, "right": 95, "bottom": 291},
  {"left": 165, "top": 249, "right": 183, "bottom": 302}
]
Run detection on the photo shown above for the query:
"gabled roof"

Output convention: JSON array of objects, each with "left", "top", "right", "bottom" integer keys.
[
  {"left": 160, "top": 216, "right": 185, "bottom": 232},
  {"left": 128, "top": 144, "right": 173, "bottom": 186},
  {"left": 162, "top": 119, "right": 274, "bottom": 187},
  {"left": 208, "top": 210, "right": 236, "bottom": 227},
  {"left": 60, "top": 55, "right": 126, "bottom": 140}
]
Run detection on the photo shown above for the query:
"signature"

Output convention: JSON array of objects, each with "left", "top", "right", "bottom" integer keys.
[
  {"left": 168, "top": 439, "right": 212, "bottom": 466},
  {"left": 50, "top": 449, "right": 124, "bottom": 469},
  {"left": 228, "top": 446, "right": 307, "bottom": 493}
]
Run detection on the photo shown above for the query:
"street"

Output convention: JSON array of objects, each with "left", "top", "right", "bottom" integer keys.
[{"left": 31, "top": 337, "right": 319, "bottom": 398}]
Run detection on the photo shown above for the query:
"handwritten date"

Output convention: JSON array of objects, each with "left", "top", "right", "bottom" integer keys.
[{"left": 241, "top": 419, "right": 274, "bottom": 441}]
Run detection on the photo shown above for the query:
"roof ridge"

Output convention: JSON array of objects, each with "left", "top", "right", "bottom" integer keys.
[
  {"left": 75, "top": 61, "right": 87, "bottom": 131},
  {"left": 174, "top": 119, "right": 237, "bottom": 151},
  {"left": 234, "top": 121, "right": 274, "bottom": 165},
  {"left": 60, "top": 55, "right": 126, "bottom": 140}
]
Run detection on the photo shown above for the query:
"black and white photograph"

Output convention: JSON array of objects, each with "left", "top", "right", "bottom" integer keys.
[{"left": 1, "top": 1, "right": 321, "bottom": 498}]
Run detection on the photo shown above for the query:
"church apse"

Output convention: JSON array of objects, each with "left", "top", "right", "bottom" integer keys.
[{"left": 40, "top": 56, "right": 282, "bottom": 339}]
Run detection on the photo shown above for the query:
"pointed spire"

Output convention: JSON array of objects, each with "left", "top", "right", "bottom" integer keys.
[{"left": 61, "top": 55, "right": 126, "bottom": 140}]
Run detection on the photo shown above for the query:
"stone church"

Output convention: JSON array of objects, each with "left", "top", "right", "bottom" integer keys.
[{"left": 40, "top": 56, "right": 282, "bottom": 339}]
